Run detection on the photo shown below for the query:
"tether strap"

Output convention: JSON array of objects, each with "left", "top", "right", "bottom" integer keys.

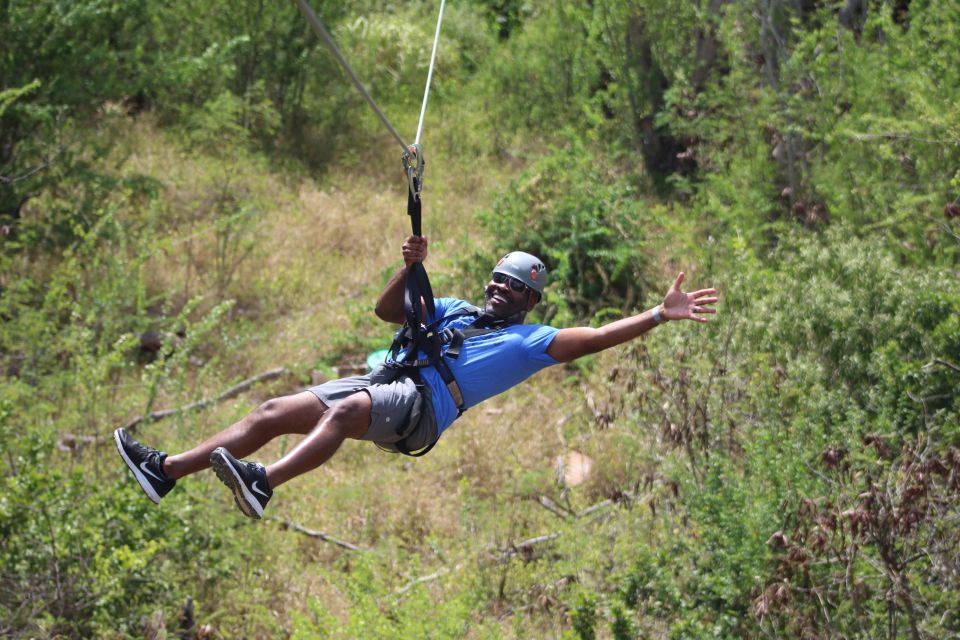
[{"left": 404, "top": 173, "right": 436, "bottom": 333}]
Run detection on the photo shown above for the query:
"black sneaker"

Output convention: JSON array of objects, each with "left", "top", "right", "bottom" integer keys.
[
  {"left": 209, "top": 447, "right": 272, "bottom": 519},
  {"left": 114, "top": 428, "right": 176, "bottom": 504}
]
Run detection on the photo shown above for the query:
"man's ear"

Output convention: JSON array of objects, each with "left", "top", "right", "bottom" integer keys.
[{"left": 525, "top": 293, "right": 539, "bottom": 313}]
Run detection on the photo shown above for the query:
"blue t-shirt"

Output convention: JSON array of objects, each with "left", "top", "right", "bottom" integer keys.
[{"left": 406, "top": 297, "right": 560, "bottom": 437}]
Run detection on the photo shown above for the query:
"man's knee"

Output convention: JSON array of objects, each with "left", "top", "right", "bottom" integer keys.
[
  {"left": 253, "top": 398, "right": 284, "bottom": 423},
  {"left": 251, "top": 393, "right": 325, "bottom": 434},
  {"left": 324, "top": 392, "right": 371, "bottom": 440}
]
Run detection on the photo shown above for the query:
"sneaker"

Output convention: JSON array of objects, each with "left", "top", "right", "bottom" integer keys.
[
  {"left": 209, "top": 447, "right": 272, "bottom": 519},
  {"left": 114, "top": 428, "right": 176, "bottom": 504}
]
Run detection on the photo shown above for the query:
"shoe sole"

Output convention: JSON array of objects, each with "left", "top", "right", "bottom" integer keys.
[
  {"left": 114, "top": 428, "right": 162, "bottom": 505},
  {"left": 210, "top": 448, "right": 263, "bottom": 519}
]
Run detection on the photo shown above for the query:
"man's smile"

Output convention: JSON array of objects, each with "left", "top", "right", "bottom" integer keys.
[{"left": 484, "top": 284, "right": 520, "bottom": 316}]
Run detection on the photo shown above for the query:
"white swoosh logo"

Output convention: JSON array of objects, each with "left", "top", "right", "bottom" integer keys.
[
  {"left": 140, "top": 461, "right": 164, "bottom": 482},
  {"left": 252, "top": 481, "right": 269, "bottom": 498}
]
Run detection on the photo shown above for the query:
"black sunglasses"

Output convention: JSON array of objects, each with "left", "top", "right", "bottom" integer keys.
[{"left": 492, "top": 272, "right": 529, "bottom": 293}]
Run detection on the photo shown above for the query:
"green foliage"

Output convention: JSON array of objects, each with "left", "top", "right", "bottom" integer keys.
[
  {"left": 482, "top": 2, "right": 599, "bottom": 134},
  {"left": 0, "top": 457, "right": 240, "bottom": 637},
  {"left": 0, "top": 185, "right": 253, "bottom": 637},
  {"left": 573, "top": 227, "right": 960, "bottom": 638},
  {"left": 657, "top": 0, "right": 960, "bottom": 259},
  {"left": 288, "top": 553, "right": 489, "bottom": 639},
  {"left": 469, "top": 138, "right": 657, "bottom": 323},
  {"left": 570, "top": 590, "right": 598, "bottom": 640},
  {"left": 0, "top": 0, "right": 154, "bottom": 226},
  {"left": 3, "top": 0, "right": 960, "bottom": 637}
]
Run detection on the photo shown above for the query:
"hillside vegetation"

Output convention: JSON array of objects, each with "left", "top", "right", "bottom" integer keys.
[{"left": 2, "top": 1, "right": 958, "bottom": 638}]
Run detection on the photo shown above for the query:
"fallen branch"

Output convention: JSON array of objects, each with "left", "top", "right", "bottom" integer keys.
[
  {"left": 122, "top": 367, "right": 289, "bottom": 432},
  {"left": 494, "top": 533, "right": 561, "bottom": 563},
  {"left": 282, "top": 520, "right": 368, "bottom": 553},
  {"left": 395, "top": 565, "right": 462, "bottom": 596},
  {"left": 930, "top": 358, "right": 960, "bottom": 374},
  {"left": 578, "top": 499, "right": 613, "bottom": 518},
  {"left": 513, "top": 532, "right": 560, "bottom": 551},
  {"left": 534, "top": 493, "right": 635, "bottom": 520},
  {"left": 56, "top": 433, "right": 96, "bottom": 452},
  {"left": 62, "top": 366, "right": 290, "bottom": 450},
  {"left": 398, "top": 533, "right": 562, "bottom": 598},
  {"left": 536, "top": 495, "right": 573, "bottom": 519}
]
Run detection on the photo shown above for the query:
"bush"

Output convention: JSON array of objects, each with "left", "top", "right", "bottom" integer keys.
[
  {"left": 570, "top": 226, "right": 960, "bottom": 638},
  {"left": 467, "top": 139, "right": 657, "bottom": 324}
]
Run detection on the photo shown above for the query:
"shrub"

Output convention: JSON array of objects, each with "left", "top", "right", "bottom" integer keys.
[{"left": 467, "top": 139, "right": 657, "bottom": 324}]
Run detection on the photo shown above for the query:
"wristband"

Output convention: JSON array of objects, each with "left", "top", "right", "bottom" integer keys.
[{"left": 652, "top": 305, "right": 664, "bottom": 324}]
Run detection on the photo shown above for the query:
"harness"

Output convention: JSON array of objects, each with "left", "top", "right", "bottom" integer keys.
[{"left": 383, "top": 305, "right": 509, "bottom": 456}]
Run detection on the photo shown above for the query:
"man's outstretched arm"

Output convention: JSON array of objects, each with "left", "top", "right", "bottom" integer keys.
[
  {"left": 546, "top": 272, "right": 718, "bottom": 363},
  {"left": 375, "top": 235, "right": 429, "bottom": 325}
]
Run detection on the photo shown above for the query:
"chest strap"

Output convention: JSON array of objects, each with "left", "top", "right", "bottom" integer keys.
[{"left": 387, "top": 307, "right": 508, "bottom": 415}]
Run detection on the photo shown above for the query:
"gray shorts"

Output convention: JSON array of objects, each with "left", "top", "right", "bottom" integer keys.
[{"left": 307, "top": 364, "right": 437, "bottom": 452}]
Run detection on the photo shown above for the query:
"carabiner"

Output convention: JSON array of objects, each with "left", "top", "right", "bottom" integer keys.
[{"left": 402, "top": 144, "right": 426, "bottom": 201}]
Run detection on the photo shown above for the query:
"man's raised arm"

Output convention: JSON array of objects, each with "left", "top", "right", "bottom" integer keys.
[
  {"left": 546, "top": 272, "right": 718, "bottom": 363},
  {"left": 375, "top": 235, "right": 429, "bottom": 325}
]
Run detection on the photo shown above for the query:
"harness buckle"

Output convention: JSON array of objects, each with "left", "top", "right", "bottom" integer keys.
[{"left": 446, "top": 380, "right": 464, "bottom": 407}]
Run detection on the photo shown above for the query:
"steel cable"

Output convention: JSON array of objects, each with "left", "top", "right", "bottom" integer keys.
[
  {"left": 294, "top": 0, "right": 447, "bottom": 154},
  {"left": 414, "top": 0, "right": 446, "bottom": 145},
  {"left": 293, "top": 0, "right": 409, "bottom": 153}
]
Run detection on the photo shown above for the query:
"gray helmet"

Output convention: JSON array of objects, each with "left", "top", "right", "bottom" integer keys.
[{"left": 492, "top": 251, "right": 548, "bottom": 296}]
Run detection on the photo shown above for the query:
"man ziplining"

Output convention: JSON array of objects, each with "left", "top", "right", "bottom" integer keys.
[
  {"left": 115, "top": 0, "right": 717, "bottom": 519},
  {"left": 115, "top": 236, "right": 718, "bottom": 518}
]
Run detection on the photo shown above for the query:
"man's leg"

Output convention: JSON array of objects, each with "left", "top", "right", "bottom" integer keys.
[
  {"left": 163, "top": 391, "right": 327, "bottom": 480},
  {"left": 208, "top": 391, "right": 371, "bottom": 518},
  {"left": 265, "top": 390, "right": 371, "bottom": 488}
]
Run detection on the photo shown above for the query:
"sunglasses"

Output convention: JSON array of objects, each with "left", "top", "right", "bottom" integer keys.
[{"left": 492, "top": 272, "right": 530, "bottom": 293}]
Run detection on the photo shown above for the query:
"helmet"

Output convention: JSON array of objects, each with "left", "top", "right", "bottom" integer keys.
[{"left": 492, "top": 251, "right": 548, "bottom": 296}]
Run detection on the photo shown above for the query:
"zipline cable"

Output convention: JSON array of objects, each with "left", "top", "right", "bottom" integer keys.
[
  {"left": 293, "top": 0, "right": 445, "bottom": 318},
  {"left": 293, "top": 0, "right": 409, "bottom": 154},
  {"left": 414, "top": 0, "right": 446, "bottom": 146}
]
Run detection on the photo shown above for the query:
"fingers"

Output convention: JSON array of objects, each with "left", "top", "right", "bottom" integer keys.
[
  {"left": 662, "top": 272, "right": 719, "bottom": 323},
  {"left": 671, "top": 272, "right": 685, "bottom": 292},
  {"left": 683, "top": 309, "right": 712, "bottom": 323},
  {"left": 402, "top": 235, "right": 429, "bottom": 265}
]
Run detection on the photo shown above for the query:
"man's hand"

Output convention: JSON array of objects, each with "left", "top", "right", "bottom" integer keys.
[
  {"left": 376, "top": 235, "right": 430, "bottom": 324},
  {"left": 402, "top": 235, "right": 428, "bottom": 267},
  {"left": 660, "top": 272, "right": 718, "bottom": 323}
]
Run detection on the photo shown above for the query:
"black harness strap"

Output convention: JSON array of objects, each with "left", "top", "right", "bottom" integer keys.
[
  {"left": 404, "top": 173, "right": 436, "bottom": 338},
  {"left": 443, "top": 313, "right": 510, "bottom": 360},
  {"left": 386, "top": 168, "right": 445, "bottom": 456},
  {"left": 385, "top": 305, "right": 506, "bottom": 456}
]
